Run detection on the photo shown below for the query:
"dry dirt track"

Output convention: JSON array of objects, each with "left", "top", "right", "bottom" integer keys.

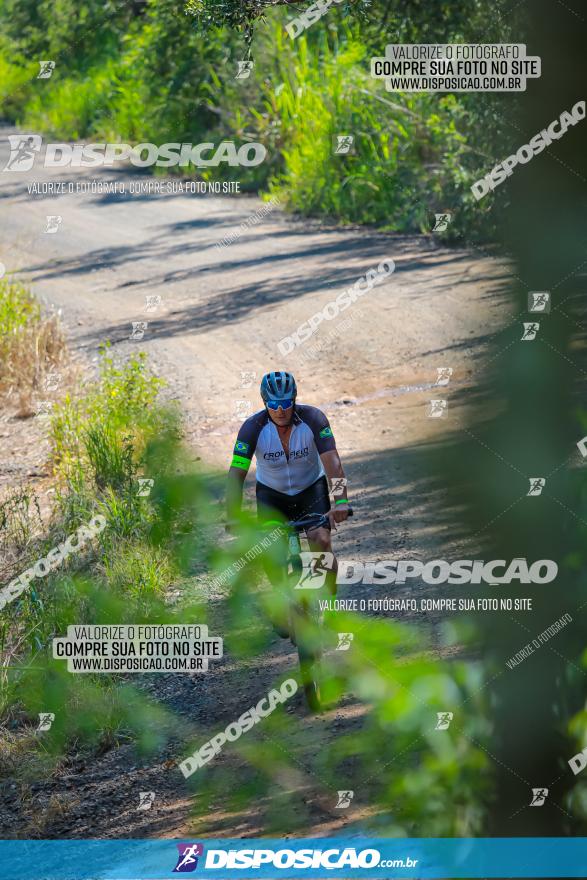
[{"left": 0, "top": 128, "right": 508, "bottom": 838}]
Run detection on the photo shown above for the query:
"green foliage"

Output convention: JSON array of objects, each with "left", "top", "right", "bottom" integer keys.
[
  {"left": 0, "top": 335, "right": 494, "bottom": 833},
  {"left": 49, "top": 347, "right": 165, "bottom": 498},
  {"left": 0, "top": 0, "right": 139, "bottom": 70},
  {"left": 185, "top": 0, "right": 371, "bottom": 38},
  {"left": 0, "top": 279, "right": 40, "bottom": 343},
  {"left": 250, "top": 29, "right": 485, "bottom": 235},
  {"left": 0, "top": 0, "right": 514, "bottom": 239},
  {"left": 0, "top": 277, "right": 67, "bottom": 402}
]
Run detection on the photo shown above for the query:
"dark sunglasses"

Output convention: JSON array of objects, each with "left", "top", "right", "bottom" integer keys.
[{"left": 266, "top": 398, "right": 294, "bottom": 411}]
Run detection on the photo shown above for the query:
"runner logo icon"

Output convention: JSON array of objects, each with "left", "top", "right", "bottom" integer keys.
[
  {"left": 3, "top": 134, "right": 42, "bottom": 172},
  {"left": 296, "top": 552, "right": 334, "bottom": 589},
  {"left": 530, "top": 787, "right": 549, "bottom": 806},
  {"left": 173, "top": 843, "right": 204, "bottom": 872}
]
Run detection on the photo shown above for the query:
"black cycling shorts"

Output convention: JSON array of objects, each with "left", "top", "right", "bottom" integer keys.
[{"left": 256, "top": 476, "right": 331, "bottom": 531}]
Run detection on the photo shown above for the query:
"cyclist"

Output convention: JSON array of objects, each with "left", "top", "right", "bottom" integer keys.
[{"left": 227, "top": 370, "right": 349, "bottom": 600}]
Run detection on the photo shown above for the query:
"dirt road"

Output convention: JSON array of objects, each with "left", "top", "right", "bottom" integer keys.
[{"left": 0, "top": 128, "right": 507, "bottom": 838}]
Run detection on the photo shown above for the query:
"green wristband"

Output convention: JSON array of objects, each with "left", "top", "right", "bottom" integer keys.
[{"left": 335, "top": 498, "right": 349, "bottom": 505}]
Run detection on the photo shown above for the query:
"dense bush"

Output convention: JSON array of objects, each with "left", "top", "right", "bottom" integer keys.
[{"left": 0, "top": 0, "right": 519, "bottom": 239}]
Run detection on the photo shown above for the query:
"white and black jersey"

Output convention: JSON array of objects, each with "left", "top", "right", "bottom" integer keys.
[{"left": 230, "top": 405, "right": 337, "bottom": 495}]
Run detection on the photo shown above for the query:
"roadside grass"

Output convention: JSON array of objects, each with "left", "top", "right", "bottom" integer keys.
[
  {"left": 0, "top": 324, "right": 208, "bottom": 788},
  {"left": 0, "top": 278, "right": 68, "bottom": 417}
]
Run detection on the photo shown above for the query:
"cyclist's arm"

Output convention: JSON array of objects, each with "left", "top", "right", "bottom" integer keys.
[
  {"left": 320, "top": 450, "right": 348, "bottom": 504},
  {"left": 226, "top": 418, "right": 258, "bottom": 521},
  {"left": 227, "top": 466, "right": 248, "bottom": 521},
  {"left": 306, "top": 407, "right": 349, "bottom": 515}
]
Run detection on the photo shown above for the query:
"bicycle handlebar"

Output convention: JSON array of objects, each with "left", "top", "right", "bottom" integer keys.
[
  {"left": 287, "top": 507, "right": 354, "bottom": 531},
  {"left": 226, "top": 508, "right": 354, "bottom": 534}
]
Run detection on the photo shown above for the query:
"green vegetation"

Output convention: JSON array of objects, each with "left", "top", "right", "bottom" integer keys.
[
  {"left": 0, "top": 0, "right": 519, "bottom": 239},
  {"left": 0, "top": 278, "right": 68, "bottom": 413},
  {"left": 2, "top": 0, "right": 585, "bottom": 841},
  {"left": 0, "top": 348, "right": 186, "bottom": 736},
  {"left": 0, "top": 283, "right": 492, "bottom": 835}
]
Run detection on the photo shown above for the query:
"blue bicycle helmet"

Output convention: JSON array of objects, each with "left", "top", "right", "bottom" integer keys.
[{"left": 260, "top": 371, "right": 297, "bottom": 404}]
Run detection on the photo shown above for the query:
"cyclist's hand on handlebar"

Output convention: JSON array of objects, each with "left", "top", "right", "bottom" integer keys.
[{"left": 331, "top": 502, "right": 350, "bottom": 525}]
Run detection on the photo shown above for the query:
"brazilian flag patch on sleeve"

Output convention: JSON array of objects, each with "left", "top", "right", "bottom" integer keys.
[
  {"left": 234, "top": 440, "right": 250, "bottom": 455},
  {"left": 319, "top": 426, "right": 333, "bottom": 439}
]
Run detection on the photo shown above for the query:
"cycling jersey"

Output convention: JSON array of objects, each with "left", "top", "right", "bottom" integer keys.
[{"left": 231, "top": 405, "right": 337, "bottom": 495}]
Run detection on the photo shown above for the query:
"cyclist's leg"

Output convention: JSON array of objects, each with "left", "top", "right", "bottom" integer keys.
[
  {"left": 256, "top": 481, "right": 291, "bottom": 589},
  {"left": 256, "top": 481, "right": 295, "bottom": 637},
  {"left": 306, "top": 527, "right": 337, "bottom": 596},
  {"left": 294, "top": 477, "right": 338, "bottom": 597}
]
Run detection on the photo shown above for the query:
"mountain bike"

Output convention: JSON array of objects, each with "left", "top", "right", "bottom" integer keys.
[{"left": 279, "top": 509, "right": 353, "bottom": 712}]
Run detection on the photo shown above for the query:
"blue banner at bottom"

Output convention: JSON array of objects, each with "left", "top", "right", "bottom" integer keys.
[{"left": 0, "top": 837, "right": 585, "bottom": 879}]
